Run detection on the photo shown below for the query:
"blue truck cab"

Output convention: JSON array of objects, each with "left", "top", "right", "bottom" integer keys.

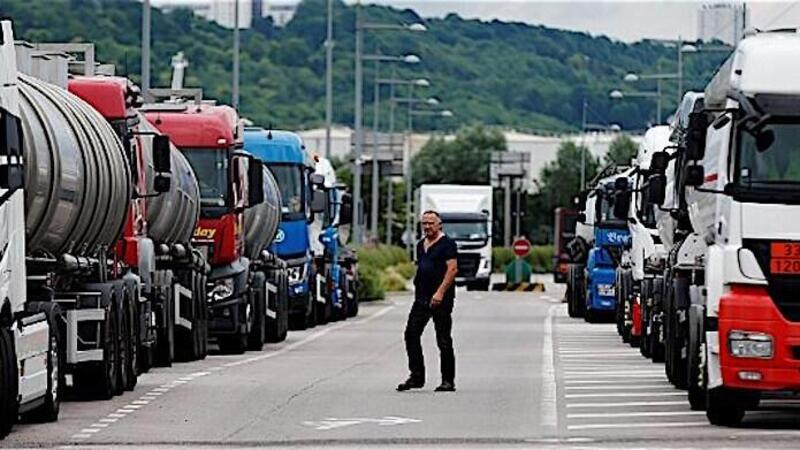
[
  {"left": 244, "top": 128, "right": 317, "bottom": 329},
  {"left": 584, "top": 176, "right": 630, "bottom": 322}
]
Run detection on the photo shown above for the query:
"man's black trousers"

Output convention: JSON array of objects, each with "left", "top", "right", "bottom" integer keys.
[{"left": 404, "top": 301, "right": 455, "bottom": 384}]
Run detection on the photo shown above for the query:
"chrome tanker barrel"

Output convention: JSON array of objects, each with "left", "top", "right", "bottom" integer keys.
[
  {"left": 243, "top": 166, "right": 282, "bottom": 260},
  {"left": 139, "top": 115, "right": 200, "bottom": 245},
  {"left": 18, "top": 73, "right": 131, "bottom": 256}
]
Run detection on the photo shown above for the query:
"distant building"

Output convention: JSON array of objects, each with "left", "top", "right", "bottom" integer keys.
[
  {"left": 697, "top": 3, "right": 748, "bottom": 45},
  {"left": 153, "top": 0, "right": 297, "bottom": 29}
]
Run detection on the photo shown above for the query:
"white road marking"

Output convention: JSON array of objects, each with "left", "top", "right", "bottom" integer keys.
[
  {"left": 568, "top": 411, "right": 705, "bottom": 419},
  {"left": 563, "top": 374, "right": 665, "bottom": 380},
  {"left": 303, "top": 416, "right": 421, "bottom": 431},
  {"left": 132, "top": 400, "right": 150, "bottom": 405},
  {"left": 565, "top": 392, "right": 685, "bottom": 399},
  {"left": 108, "top": 413, "right": 127, "bottom": 418},
  {"left": 116, "top": 409, "right": 135, "bottom": 414},
  {"left": 565, "top": 385, "right": 673, "bottom": 391},
  {"left": 99, "top": 418, "right": 118, "bottom": 423},
  {"left": 567, "top": 401, "right": 688, "bottom": 408},
  {"left": 90, "top": 423, "right": 109, "bottom": 428},
  {"left": 564, "top": 379, "right": 666, "bottom": 385},
  {"left": 71, "top": 434, "right": 92, "bottom": 439},
  {"left": 124, "top": 404, "right": 143, "bottom": 409},
  {"left": 564, "top": 370, "right": 663, "bottom": 376},
  {"left": 540, "top": 304, "right": 558, "bottom": 430},
  {"left": 568, "top": 421, "right": 708, "bottom": 431},
  {"left": 80, "top": 429, "right": 101, "bottom": 434}
]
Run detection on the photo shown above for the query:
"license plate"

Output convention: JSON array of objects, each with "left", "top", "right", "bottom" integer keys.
[
  {"left": 598, "top": 285, "right": 615, "bottom": 297},
  {"left": 770, "top": 242, "right": 800, "bottom": 274}
]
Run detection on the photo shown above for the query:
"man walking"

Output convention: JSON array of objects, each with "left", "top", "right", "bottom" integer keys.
[{"left": 397, "top": 210, "right": 458, "bottom": 392}]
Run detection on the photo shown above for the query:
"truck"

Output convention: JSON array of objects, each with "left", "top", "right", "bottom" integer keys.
[
  {"left": 613, "top": 126, "right": 671, "bottom": 356},
  {"left": 569, "top": 168, "right": 631, "bottom": 322},
  {"left": 553, "top": 207, "right": 578, "bottom": 283},
  {"left": 647, "top": 31, "right": 800, "bottom": 425},
  {"left": 417, "top": 185, "right": 493, "bottom": 291},
  {"left": 143, "top": 92, "right": 287, "bottom": 353},
  {"left": 243, "top": 128, "right": 321, "bottom": 329},
  {"left": 310, "top": 155, "right": 358, "bottom": 320}
]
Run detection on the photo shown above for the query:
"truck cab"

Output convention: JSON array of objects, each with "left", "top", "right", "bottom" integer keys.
[
  {"left": 553, "top": 207, "right": 578, "bottom": 283},
  {"left": 244, "top": 128, "right": 317, "bottom": 329}
]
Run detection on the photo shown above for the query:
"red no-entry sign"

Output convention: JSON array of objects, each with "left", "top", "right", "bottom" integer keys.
[{"left": 512, "top": 238, "right": 531, "bottom": 257}]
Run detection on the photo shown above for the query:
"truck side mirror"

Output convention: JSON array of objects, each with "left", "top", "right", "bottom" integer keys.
[
  {"left": 248, "top": 158, "right": 265, "bottom": 206},
  {"left": 614, "top": 177, "right": 629, "bottom": 191},
  {"left": 647, "top": 174, "right": 666, "bottom": 205},
  {"left": 310, "top": 173, "right": 325, "bottom": 187},
  {"left": 154, "top": 174, "right": 171, "bottom": 193},
  {"left": 685, "top": 112, "right": 707, "bottom": 160},
  {"left": 572, "top": 192, "right": 587, "bottom": 210},
  {"left": 339, "top": 193, "right": 353, "bottom": 225},
  {"left": 684, "top": 164, "right": 705, "bottom": 187},
  {"left": 613, "top": 191, "right": 630, "bottom": 220},
  {"left": 152, "top": 135, "right": 172, "bottom": 173},
  {"left": 577, "top": 212, "right": 587, "bottom": 223},
  {"left": 0, "top": 108, "right": 24, "bottom": 191},
  {"left": 650, "top": 151, "right": 669, "bottom": 173},
  {"left": 311, "top": 189, "right": 326, "bottom": 214}
]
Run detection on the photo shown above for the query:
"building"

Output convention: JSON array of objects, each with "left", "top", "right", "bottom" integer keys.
[
  {"left": 697, "top": 3, "right": 748, "bottom": 45},
  {"left": 153, "top": 0, "right": 298, "bottom": 29}
]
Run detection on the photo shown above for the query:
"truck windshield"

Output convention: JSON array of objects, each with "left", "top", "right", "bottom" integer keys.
[
  {"left": 182, "top": 148, "right": 229, "bottom": 207},
  {"left": 269, "top": 164, "right": 305, "bottom": 220},
  {"left": 736, "top": 120, "right": 800, "bottom": 189},
  {"left": 443, "top": 221, "right": 488, "bottom": 241}
]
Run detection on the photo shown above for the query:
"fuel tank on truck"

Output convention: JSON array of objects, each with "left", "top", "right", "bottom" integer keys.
[
  {"left": 243, "top": 165, "right": 282, "bottom": 260},
  {"left": 139, "top": 115, "right": 201, "bottom": 245},
  {"left": 17, "top": 71, "right": 131, "bottom": 256}
]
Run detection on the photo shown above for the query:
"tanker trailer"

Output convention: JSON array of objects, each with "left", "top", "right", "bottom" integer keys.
[
  {"left": 243, "top": 163, "right": 289, "bottom": 347},
  {"left": 15, "top": 41, "right": 145, "bottom": 401},
  {"left": 67, "top": 72, "right": 208, "bottom": 366}
]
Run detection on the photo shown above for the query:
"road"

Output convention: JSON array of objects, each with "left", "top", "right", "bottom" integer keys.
[{"left": 6, "top": 286, "right": 800, "bottom": 448}]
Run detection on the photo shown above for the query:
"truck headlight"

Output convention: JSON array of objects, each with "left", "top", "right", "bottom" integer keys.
[
  {"left": 597, "top": 283, "right": 615, "bottom": 297},
  {"left": 209, "top": 278, "right": 234, "bottom": 302},
  {"left": 728, "top": 330, "right": 773, "bottom": 359}
]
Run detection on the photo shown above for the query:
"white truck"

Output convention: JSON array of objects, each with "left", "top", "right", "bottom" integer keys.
[
  {"left": 648, "top": 31, "right": 800, "bottom": 425},
  {"left": 417, "top": 185, "right": 493, "bottom": 291}
]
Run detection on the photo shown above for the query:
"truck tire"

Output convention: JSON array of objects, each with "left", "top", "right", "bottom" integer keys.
[
  {"left": 114, "top": 295, "right": 129, "bottom": 396},
  {"left": 198, "top": 271, "right": 209, "bottom": 359},
  {"left": 0, "top": 326, "right": 19, "bottom": 437},
  {"left": 21, "top": 302, "right": 63, "bottom": 423},
  {"left": 154, "top": 286, "right": 174, "bottom": 367},
  {"left": 219, "top": 297, "right": 250, "bottom": 354},
  {"left": 639, "top": 280, "right": 652, "bottom": 358},
  {"left": 567, "top": 265, "right": 582, "bottom": 318},
  {"left": 671, "top": 274, "right": 690, "bottom": 390},
  {"left": 248, "top": 272, "right": 267, "bottom": 351},
  {"left": 614, "top": 270, "right": 625, "bottom": 335},
  {"left": 123, "top": 293, "right": 138, "bottom": 391},
  {"left": 75, "top": 299, "right": 118, "bottom": 400},
  {"left": 706, "top": 387, "right": 746, "bottom": 426}
]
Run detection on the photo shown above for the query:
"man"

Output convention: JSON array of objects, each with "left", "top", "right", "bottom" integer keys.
[{"left": 397, "top": 210, "right": 458, "bottom": 392}]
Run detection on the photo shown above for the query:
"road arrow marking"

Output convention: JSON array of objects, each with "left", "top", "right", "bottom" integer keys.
[{"left": 303, "top": 416, "right": 422, "bottom": 431}]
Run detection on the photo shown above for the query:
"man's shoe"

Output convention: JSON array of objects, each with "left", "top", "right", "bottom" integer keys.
[
  {"left": 396, "top": 378, "right": 424, "bottom": 391},
  {"left": 434, "top": 381, "right": 456, "bottom": 392}
]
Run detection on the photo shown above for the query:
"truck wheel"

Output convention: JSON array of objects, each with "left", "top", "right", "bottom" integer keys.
[
  {"left": 277, "top": 271, "right": 289, "bottom": 341},
  {"left": 706, "top": 387, "right": 746, "bottom": 426},
  {"left": 198, "top": 272, "right": 209, "bottom": 359},
  {"left": 75, "top": 301, "right": 118, "bottom": 400},
  {"left": 154, "top": 286, "right": 174, "bottom": 367},
  {"left": 640, "top": 280, "right": 652, "bottom": 358},
  {"left": 0, "top": 326, "right": 19, "bottom": 437},
  {"left": 265, "top": 272, "right": 283, "bottom": 343},
  {"left": 567, "top": 265, "right": 581, "bottom": 318},
  {"left": 123, "top": 295, "right": 138, "bottom": 391},
  {"left": 248, "top": 273, "right": 267, "bottom": 351},
  {"left": 672, "top": 274, "right": 690, "bottom": 390},
  {"left": 114, "top": 296, "right": 129, "bottom": 396},
  {"left": 220, "top": 299, "right": 249, "bottom": 354}
]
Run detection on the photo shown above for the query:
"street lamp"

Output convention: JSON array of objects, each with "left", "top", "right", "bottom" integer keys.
[
  {"left": 410, "top": 109, "right": 453, "bottom": 117},
  {"left": 353, "top": 2, "right": 427, "bottom": 244}
]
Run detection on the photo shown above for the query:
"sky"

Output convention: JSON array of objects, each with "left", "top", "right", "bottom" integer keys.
[{"left": 153, "top": 1, "right": 800, "bottom": 43}]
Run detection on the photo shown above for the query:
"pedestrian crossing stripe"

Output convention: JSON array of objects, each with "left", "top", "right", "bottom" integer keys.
[{"left": 491, "top": 282, "right": 546, "bottom": 292}]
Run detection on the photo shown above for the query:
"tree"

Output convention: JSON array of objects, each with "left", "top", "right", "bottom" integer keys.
[
  {"left": 411, "top": 124, "right": 507, "bottom": 187},
  {"left": 604, "top": 134, "right": 638, "bottom": 166},
  {"left": 539, "top": 140, "right": 599, "bottom": 211}
]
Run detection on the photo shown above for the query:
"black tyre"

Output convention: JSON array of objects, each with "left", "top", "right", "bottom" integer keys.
[
  {"left": 198, "top": 272, "right": 209, "bottom": 359},
  {"left": 219, "top": 299, "right": 250, "bottom": 354},
  {"left": 154, "top": 286, "right": 174, "bottom": 367},
  {"left": 75, "top": 301, "right": 118, "bottom": 400},
  {"left": 640, "top": 280, "right": 652, "bottom": 358},
  {"left": 248, "top": 273, "right": 267, "bottom": 351},
  {"left": 265, "top": 271, "right": 284, "bottom": 343},
  {"left": 671, "top": 274, "right": 690, "bottom": 390},
  {"left": 0, "top": 326, "right": 19, "bottom": 437},
  {"left": 123, "top": 294, "right": 138, "bottom": 391},
  {"left": 706, "top": 387, "right": 746, "bottom": 426},
  {"left": 114, "top": 297, "right": 129, "bottom": 396}
]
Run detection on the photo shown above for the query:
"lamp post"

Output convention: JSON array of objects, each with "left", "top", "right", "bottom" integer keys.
[
  {"left": 324, "top": 0, "right": 334, "bottom": 159},
  {"left": 232, "top": 0, "right": 240, "bottom": 110},
  {"left": 353, "top": 4, "right": 426, "bottom": 244},
  {"left": 141, "top": 0, "right": 151, "bottom": 97},
  {"left": 609, "top": 89, "right": 662, "bottom": 124}
]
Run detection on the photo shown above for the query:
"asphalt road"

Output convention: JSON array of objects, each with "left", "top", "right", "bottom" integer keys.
[{"left": 6, "top": 286, "right": 800, "bottom": 449}]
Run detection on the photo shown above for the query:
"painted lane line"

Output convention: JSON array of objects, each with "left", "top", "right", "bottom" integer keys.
[
  {"left": 567, "top": 421, "right": 708, "bottom": 431},
  {"left": 540, "top": 304, "right": 558, "bottom": 431},
  {"left": 564, "top": 371, "right": 664, "bottom": 376},
  {"left": 132, "top": 400, "right": 150, "bottom": 405},
  {"left": 90, "top": 423, "right": 110, "bottom": 428},
  {"left": 141, "top": 395, "right": 159, "bottom": 399},
  {"left": 563, "top": 379, "right": 668, "bottom": 385},
  {"left": 565, "top": 385, "right": 674, "bottom": 391},
  {"left": 116, "top": 409, "right": 135, "bottom": 413},
  {"left": 565, "top": 392, "right": 685, "bottom": 399},
  {"left": 99, "top": 418, "right": 118, "bottom": 423},
  {"left": 563, "top": 374, "right": 665, "bottom": 380},
  {"left": 80, "top": 429, "right": 101, "bottom": 434},
  {"left": 124, "top": 404, "right": 143, "bottom": 409},
  {"left": 568, "top": 411, "right": 705, "bottom": 419},
  {"left": 71, "top": 434, "right": 92, "bottom": 439},
  {"left": 567, "top": 401, "right": 688, "bottom": 408},
  {"left": 108, "top": 413, "right": 127, "bottom": 418}
]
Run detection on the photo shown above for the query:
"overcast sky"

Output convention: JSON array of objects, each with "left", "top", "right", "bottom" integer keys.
[{"left": 360, "top": 1, "right": 800, "bottom": 43}]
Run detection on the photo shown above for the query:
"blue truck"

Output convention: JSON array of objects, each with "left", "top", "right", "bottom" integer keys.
[
  {"left": 244, "top": 128, "right": 319, "bottom": 329},
  {"left": 573, "top": 170, "right": 631, "bottom": 322}
]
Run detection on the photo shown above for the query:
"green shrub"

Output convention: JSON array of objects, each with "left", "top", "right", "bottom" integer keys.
[
  {"left": 358, "top": 265, "right": 385, "bottom": 301},
  {"left": 380, "top": 266, "right": 407, "bottom": 292},
  {"left": 357, "top": 245, "right": 409, "bottom": 270},
  {"left": 394, "top": 261, "right": 416, "bottom": 279},
  {"left": 492, "top": 245, "right": 554, "bottom": 274}
]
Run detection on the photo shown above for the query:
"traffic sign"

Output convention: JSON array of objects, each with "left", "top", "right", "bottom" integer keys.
[{"left": 512, "top": 237, "right": 531, "bottom": 257}]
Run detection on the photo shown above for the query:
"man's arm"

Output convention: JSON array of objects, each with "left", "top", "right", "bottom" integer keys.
[{"left": 431, "top": 259, "right": 458, "bottom": 307}]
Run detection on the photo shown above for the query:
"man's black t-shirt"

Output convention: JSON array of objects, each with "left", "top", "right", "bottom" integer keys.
[{"left": 414, "top": 235, "right": 458, "bottom": 306}]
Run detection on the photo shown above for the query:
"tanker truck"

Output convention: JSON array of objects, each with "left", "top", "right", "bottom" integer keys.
[
  {"left": 647, "top": 31, "right": 800, "bottom": 425},
  {"left": 142, "top": 90, "right": 287, "bottom": 353},
  {"left": 65, "top": 70, "right": 209, "bottom": 366}
]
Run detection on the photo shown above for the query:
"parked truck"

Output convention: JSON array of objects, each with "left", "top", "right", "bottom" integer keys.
[
  {"left": 613, "top": 126, "right": 671, "bottom": 355},
  {"left": 143, "top": 92, "right": 287, "bottom": 353},
  {"left": 647, "top": 31, "right": 800, "bottom": 425},
  {"left": 417, "top": 185, "right": 493, "bottom": 291},
  {"left": 243, "top": 128, "right": 321, "bottom": 329},
  {"left": 553, "top": 207, "right": 578, "bottom": 284}
]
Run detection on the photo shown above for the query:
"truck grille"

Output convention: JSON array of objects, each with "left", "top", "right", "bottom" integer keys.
[
  {"left": 457, "top": 254, "right": 480, "bottom": 278},
  {"left": 742, "top": 239, "right": 800, "bottom": 321}
]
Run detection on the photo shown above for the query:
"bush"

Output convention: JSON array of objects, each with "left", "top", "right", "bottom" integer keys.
[
  {"left": 492, "top": 245, "right": 554, "bottom": 274},
  {"left": 380, "top": 266, "right": 408, "bottom": 292},
  {"left": 356, "top": 244, "right": 413, "bottom": 300},
  {"left": 358, "top": 265, "right": 385, "bottom": 301},
  {"left": 394, "top": 261, "right": 416, "bottom": 279},
  {"left": 357, "top": 245, "right": 409, "bottom": 270}
]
